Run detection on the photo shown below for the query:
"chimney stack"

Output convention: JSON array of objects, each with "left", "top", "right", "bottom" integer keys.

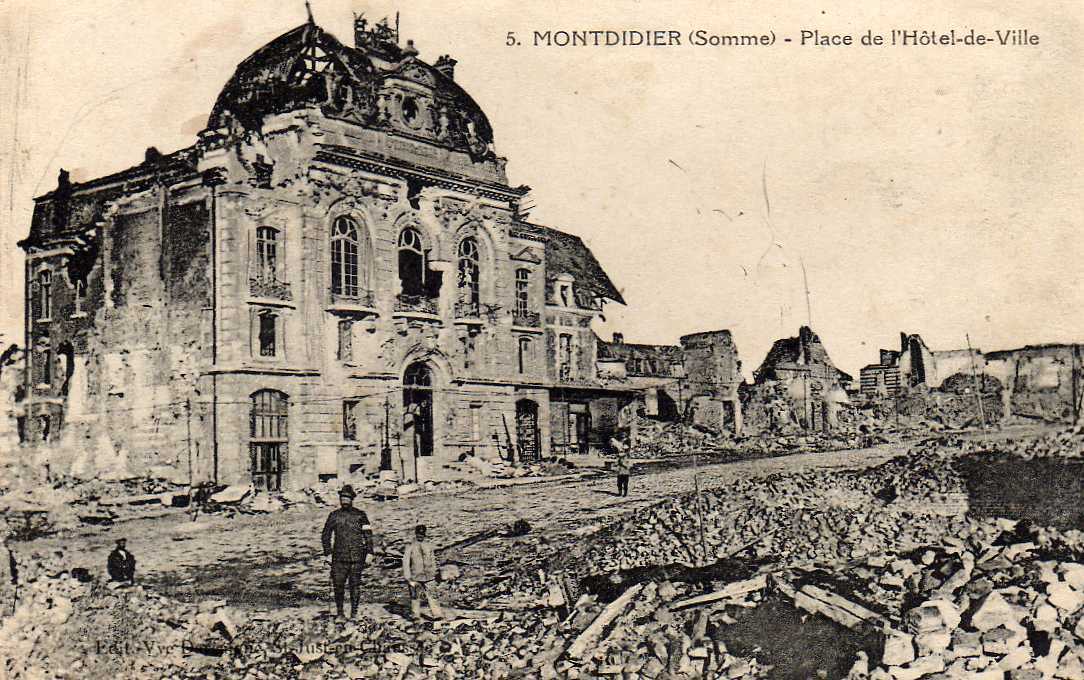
[
  {"left": 435, "top": 55, "right": 457, "bottom": 80},
  {"left": 613, "top": 332, "right": 624, "bottom": 345}
]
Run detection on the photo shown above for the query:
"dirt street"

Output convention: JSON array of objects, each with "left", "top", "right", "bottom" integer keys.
[{"left": 15, "top": 443, "right": 906, "bottom": 614}]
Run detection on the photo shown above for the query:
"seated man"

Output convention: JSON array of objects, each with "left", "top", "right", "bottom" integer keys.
[{"left": 107, "top": 538, "right": 136, "bottom": 584}]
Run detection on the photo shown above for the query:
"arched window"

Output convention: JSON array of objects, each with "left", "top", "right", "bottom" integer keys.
[
  {"left": 38, "top": 271, "right": 52, "bottom": 320},
  {"left": 398, "top": 228, "right": 426, "bottom": 297},
  {"left": 515, "top": 268, "right": 530, "bottom": 316},
  {"left": 457, "top": 238, "right": 480, "bottom": 312},
  {"left": 256, "top": 227, "right": 279, "bottom": 281},
  {"left": 250, "top": 390, "right": 288, "bottom": 491},
  {"left": 331, "top": 216, "right": 360, "bottom": 297},
  {"left": 403, "top": 362, "right": 434, "bottom": 457}
]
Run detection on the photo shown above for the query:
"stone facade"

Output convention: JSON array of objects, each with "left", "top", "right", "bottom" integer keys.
[{"left": 13, "top": 17, "right": 625, "bottom": 489}]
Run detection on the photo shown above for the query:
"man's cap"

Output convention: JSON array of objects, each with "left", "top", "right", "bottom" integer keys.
[
  {"left": 115, "top": 538, "right": 126, "bottom": 544},
  {"left": 339, "top": 485, "right": 356, "bottom": 499}
]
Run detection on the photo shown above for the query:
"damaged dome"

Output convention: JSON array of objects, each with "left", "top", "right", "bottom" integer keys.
[{"left": 207, "top": 18, "right": 496, "bottom": 159}]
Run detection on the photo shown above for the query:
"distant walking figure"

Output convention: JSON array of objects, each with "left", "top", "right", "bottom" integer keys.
[
  {"left": 615, "top": 451, "right": 631, "bottom": 497},
  {"left": 321, "top": 485, "right": 374, "bottom": 620},
  {"left": 107, "top": 538, "right": 136, "bottom": 584}
]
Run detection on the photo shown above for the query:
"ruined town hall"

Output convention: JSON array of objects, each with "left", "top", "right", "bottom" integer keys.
[{"left": 13, "top": 16, "right": 630, "bottom": 489}]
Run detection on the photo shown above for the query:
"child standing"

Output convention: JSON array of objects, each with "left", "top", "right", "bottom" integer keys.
[{"left": 402, "top": 524, "right": 444, "bottom": 620}]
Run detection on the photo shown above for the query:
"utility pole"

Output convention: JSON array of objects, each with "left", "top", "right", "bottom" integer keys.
[
  {"left": 1072, "top": 345, "right": 1081, "bottom": 425},
  {"left": 185, "top": 398, "right": 193, "bottom": 488},
  {"left": 382, "top": 396, "right": 392, "bottom": 471},
  {"left": 678, "top": 377, "right": 708, "bottom": 566},
  {"left": 966, "top": 334, "right": 988, "bottom": 434}
]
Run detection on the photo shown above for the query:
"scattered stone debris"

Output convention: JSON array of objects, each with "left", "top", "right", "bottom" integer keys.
[{"left": 3, "top": 429, "right": 1084, "bottom": 678}]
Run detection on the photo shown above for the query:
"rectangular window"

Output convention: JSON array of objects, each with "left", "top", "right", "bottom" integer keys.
[
  {"left": 39, "top": 415, "right": 51, "bottom": 443},
  {"left": 343, "top": 400, "right": 359, "bottom": 441},
  {"left": 470, "top": 404, "right": 482, "bottom": 442},
  {"left": 17, "top": 416, "right": 26, "bottom": 444},
  {"left": 559, "top": 334, "right": 573, "bottom": 379},
  {"left": 463, "top": 332, "right": 476, "bottom": 370},
  {"left": 256, "top": 227, "right": 279, "bottom": 281},
  {"left": 39, "top": 272, "right": 52, "bottom": 320},
  {"left": 73, "top": 279, "right": 86, "bottom": 315},
  {"left": 337, "top": 320, "right": 353, "bottom": 362},
  {"left": 515, "top": 269, "right": 530, "bottom": 316},
  {"left": 42, "top": 349, "right": 52, "bottom": 385},
  {"left": 518, "top": 337, "right": 531, "bottom": 374},
  {"left": 259, "top": 313, "right": 277, "bottom": 357}
]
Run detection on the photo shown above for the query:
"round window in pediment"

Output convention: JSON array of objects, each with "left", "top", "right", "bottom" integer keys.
[{"left": 400, "top": 95, "right": 423, "bottom": 129}]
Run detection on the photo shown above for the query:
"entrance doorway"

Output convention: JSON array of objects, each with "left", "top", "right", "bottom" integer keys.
[
  {"left": 403, "top": 363, "right": 434, "bottom": 459},
  {"left": 516, "top": 399, "right": 540, "bottom": 463},
  {"left": 569, "top": 404, "right": 590, "bottom": 454}
]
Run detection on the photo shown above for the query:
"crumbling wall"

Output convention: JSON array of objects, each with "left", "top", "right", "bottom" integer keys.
[
  {"left": 987, "top": 346, "right": 1082, "bottom": 422},
  {"left": 19, "top": 180, "right": 211, "bottom": 484}
]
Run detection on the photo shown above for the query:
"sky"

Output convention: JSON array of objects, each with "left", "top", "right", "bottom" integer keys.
[{"left": 1, "top": 0, "right": 1082, "bottom": 378}]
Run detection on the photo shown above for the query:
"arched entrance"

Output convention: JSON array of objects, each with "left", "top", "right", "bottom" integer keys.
[
  {"left": 403, "top": 363, "right": 434, "bottom": 462},
  {"left": 516, "top": 399, "right": 540, "bottom": 463}
]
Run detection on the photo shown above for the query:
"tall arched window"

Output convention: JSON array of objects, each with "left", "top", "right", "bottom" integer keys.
[
  {"left": 398, "top": 228, "right": 426, "bottom": 297},
  {"left": 403, "top": 362, "right": 434, "bottom": 457},
  {"left": 250, "top": 390, "right": 288, "bottom": 491},
  {"left": 256, "top": 227, "right": 279, "bottom": 281},
  {"left": 331, "top": 216, "right": 361, "bottom": 297},
  {"left": 457, "top": 238, "right": 480, "bottom": 313},
  {"left": 515, "top": 268, "right": 530, "bottom": 317},
  {"left": 38, "top": 271, "right": 52, "bottom": 320}
]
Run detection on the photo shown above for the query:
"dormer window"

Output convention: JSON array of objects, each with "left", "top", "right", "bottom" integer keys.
[{"left": 559, "top": 282, "right": 572, "bottom": 307}]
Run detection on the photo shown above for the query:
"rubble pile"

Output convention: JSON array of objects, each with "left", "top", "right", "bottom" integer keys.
[
  {"left": 850, "top": 515, "right": 1084, "bottom": 678},
  {"left": 0, "top": 547, "right": 245, "bottom": 679},
  {"left": 569, "top": 447, "right": 968, "bottom": 576}
]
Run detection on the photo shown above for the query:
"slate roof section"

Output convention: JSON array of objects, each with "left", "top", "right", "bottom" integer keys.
[{"left": 516, "top": 222, "right": 625, "bottom": 305}]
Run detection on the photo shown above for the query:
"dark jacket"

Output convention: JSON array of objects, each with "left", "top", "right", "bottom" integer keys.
[
  {"left": 107, "top": 548, "right": 135, "bottom": 582},
  {"left": 321, "top": 506, "right": 373, "bottom": 562}
]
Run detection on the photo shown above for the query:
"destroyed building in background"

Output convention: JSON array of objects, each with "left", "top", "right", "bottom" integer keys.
[
  {"left": 859, "top": 332, "right": 1084, "bottom": 425},
  {"left": 741, "top": 326, "right": 851, "bottom": 434},
  {"left": 593, "top": 329, "right": 744, "bottom": 438},
  {"left": 11, "top": 16, "right": 634, "bottom": 489}
]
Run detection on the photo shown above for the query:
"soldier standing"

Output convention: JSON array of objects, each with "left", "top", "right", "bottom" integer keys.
[{"left": 321, "top": 485, "right": 374, "bottom": 620}]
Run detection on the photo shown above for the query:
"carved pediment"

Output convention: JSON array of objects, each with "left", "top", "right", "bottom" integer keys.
[
  {"left": 341, "top": 176, "right": 399, "bottom": 202},
  {"left": 395, "top": 63, "right": 437, "bottom": 88},
  {"left": 511, "top": 246, "right": 542, "bottom": 264}
]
